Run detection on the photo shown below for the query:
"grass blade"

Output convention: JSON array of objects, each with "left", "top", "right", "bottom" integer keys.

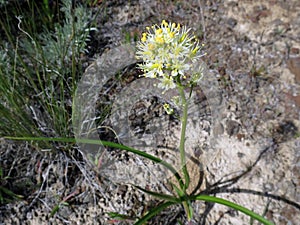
[
  {"left": 133, "top": 185, "right": 180, "bottom": 203},
  {"left": 4, "top": 136, "right": 184, "bottom": 186},
  {"left": 190, "top": 195, "right": 274, "bottom": 225},
  {"left": 134, "top": 201, "right": 175, "bottom": 225}
]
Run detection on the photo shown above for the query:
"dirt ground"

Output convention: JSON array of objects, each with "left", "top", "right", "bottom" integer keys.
[{"left": 1, "top": 0, "right": 300, "bottom": 224}]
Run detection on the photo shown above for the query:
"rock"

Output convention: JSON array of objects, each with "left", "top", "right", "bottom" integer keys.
[
  {"left": 227, "top": 17, "right": 237, "bottom": 28},
  {"left": 287, "top": 57, "right": 300, "bottom": 84},
  {"left": 291, "top": 47, "right": 300, "bottom": 55},
  {"left": 226, "top": 120, "right": 240, "bottom": 136}
]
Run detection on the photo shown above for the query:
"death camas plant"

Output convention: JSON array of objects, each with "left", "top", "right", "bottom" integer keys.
[
  {"left": 135, "top": 20, "right": 205, "bottom": 221},
  {"left": 124, "top": 20, "right": 273, "bottom": 224}
]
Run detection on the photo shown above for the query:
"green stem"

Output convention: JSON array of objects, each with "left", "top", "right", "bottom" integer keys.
[
  {"left": 178, "top": 85, "right": 193, "bottom": 221},
  {"left": 4, "top": 136, "right": 184, "bottom": 188},
  {"left": 178, "top": 86, "right": 190, "bottom": 191}
]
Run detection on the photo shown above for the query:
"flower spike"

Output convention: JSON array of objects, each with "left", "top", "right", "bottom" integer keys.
[{"left": 136, "top": 20, "right": 206, "bottom": 92}]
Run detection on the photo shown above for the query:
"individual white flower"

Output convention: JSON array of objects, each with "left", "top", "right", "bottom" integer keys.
[
  {"left": 158, "top": 75, "right": 176, "bottom": 90},
  {"left": 163, "top": 103, "right": 174, "bottom": 115}
]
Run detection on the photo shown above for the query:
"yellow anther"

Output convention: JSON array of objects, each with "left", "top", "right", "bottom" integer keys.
[
  {"left": 152, "top": 63, "right": 161, "bottom": 69},
  {"left": 179, "top": 33, "right": 187, "bottom": 43},
  {"left": 155, "top": 36, "right": 164, "bottom": 44},
  {"left": 192, "top": 46, "right": 199, "bottom": 54},
  {"left": 156, "top": 28, "right": 163, "bottom": 35},
  {"left": 141, "top": 33, "right": 147, "bottom": 42},
  {"left": 148, "top": 43, "right": 154, "bottom": 50},
  {"left": 172, "top": 23, "right": 176, "bottom": 28},
  {"left": 162, "top": 20, "right": 168, "bottom": 27}
]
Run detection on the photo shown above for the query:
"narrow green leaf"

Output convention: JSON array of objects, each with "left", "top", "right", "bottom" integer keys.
[
  {"left": 0, "top": 192, "right": 3, "bottom": 204},
  {"left": 60, "top": 201, "right": 69, "bottom": 206},
  {"left": 50, "top": 205, "right": 60, "bottom": 217},
  {"left": 133, "top": 185, "right": 180, "bottom": 203},
  {"left": 108, "top": 212, "right": 135, "bottom": 220},
  {"left": 171, "top": 182, "right": 185, "bottom": 198},
  {"left": 177, "top": 220, "right": 184, "bottom": 225},
  {"left": 189, "top": 195, "right": 274, "bottom": 225},
  {"left": 4, "top": 136, "right": 184, "bottom": 186},
  {"left": 0, "top": 186, "right": 23, "bottom": 199},
  {"left": 134, "top": 201, "right": 175, "bottom": 225}
]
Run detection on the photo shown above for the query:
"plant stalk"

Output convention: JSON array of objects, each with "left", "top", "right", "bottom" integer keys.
[
  {"left": 178, "top": 85, "right": 192, "bottom": 221},
  {"left": 178, "top": 86, "right": 190, "bottom": 190}
]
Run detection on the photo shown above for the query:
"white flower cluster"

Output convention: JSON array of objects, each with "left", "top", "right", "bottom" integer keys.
[{"left": 136, "top": 20, "right": 205, "bottom": 91}]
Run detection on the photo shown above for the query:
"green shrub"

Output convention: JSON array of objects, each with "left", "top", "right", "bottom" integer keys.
[{"left": 0, "top": 0, "right": 95, "bottom": 143}]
